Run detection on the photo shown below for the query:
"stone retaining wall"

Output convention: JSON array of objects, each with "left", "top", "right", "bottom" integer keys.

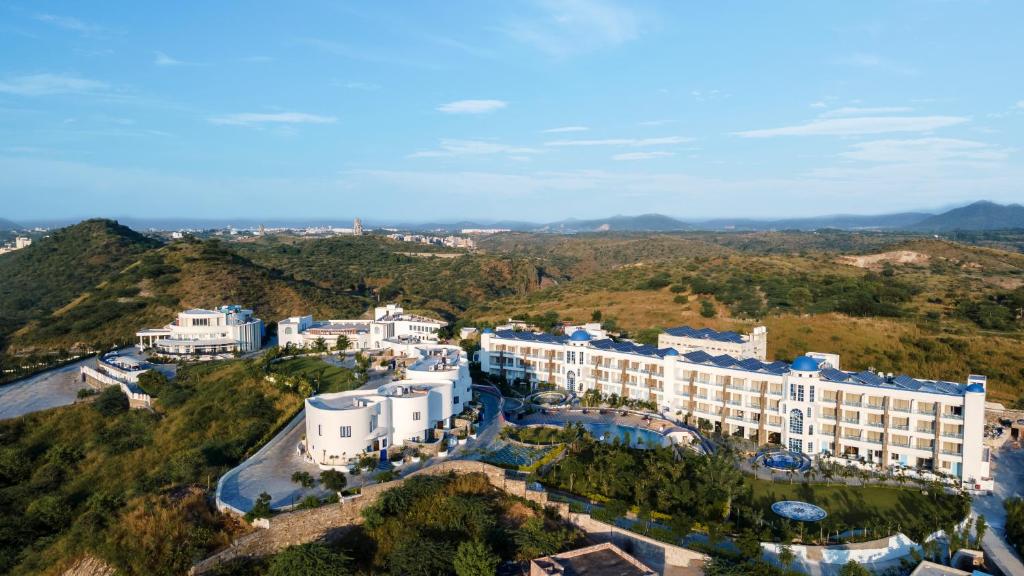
[{"left": 192, "top": 460, "right": 546, "bottom": 575}]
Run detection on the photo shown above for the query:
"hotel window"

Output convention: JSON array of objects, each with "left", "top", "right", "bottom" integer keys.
[
  {"left": 789, "top": 409, "right": 804, "bottom": 434},
  {"left": 413, "top": 411, "right": 421, "bottom": 421},
  {"left": 809, "top": 386, "right": 815, "bottom": 402},
  {"left": 798, "top": 385, "right": 805, "bottom": 402},
  {"left": 789, "top": 383, "right": 796, "bottom": 400},
  {"left": 340, "top": 426, "right": 351, "bottom": 437},
  {"left": 318, "top": 425, "right": 322, "bottom": 436},
  {"left": 453, "top": 396, "right": 459, "bottom": 404}
]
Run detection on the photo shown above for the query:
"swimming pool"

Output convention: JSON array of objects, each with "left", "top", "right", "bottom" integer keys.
[{"left": 584, "top": 422, "right": 669, "bottom": 449}]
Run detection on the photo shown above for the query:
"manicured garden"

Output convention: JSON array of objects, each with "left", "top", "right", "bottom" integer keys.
[
  {"left": 750, "top": 479, "right": 969, "bottom": 542},
  {"left": 482, "top": 443, "right": 562, "bottom": 471}
]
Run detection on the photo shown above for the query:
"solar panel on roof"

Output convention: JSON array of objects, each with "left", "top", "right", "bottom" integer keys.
[
  {"left": 820, "top": 368, "right": 849, "bottom": 383},
  {"left": 683, "top": 350, "right": 712, "bottom": 363},
  {"left": 893, "top": 375, "right": 922, "bottom": 390}
]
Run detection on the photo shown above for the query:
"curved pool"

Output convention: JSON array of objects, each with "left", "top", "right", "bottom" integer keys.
[{"left": 585, "top": 422, "right": 669, "bottom": 449}]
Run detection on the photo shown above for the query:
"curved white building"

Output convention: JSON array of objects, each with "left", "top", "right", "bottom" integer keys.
[
  {"left": 304, "top": 344, "right": 472, "bottom": 468},
  {"left": 278, "top": 304, "right": 446, "bottom": 351},
  {"left": 136, "top": 305, "right": 263, "bottom": 357}
]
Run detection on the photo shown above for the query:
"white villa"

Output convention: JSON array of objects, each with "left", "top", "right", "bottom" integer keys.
[
  {"left": 278, "top": 304, "right": 446, "bottom": 351},
  {"left": 136, "top": 305, "right": 264, "bottom": 357},
  {"left": 303, "top": 344, "right": 472, "bottom": 468},
  {"left": 480, "top": 325, "right": 991, "bottom": 488}
]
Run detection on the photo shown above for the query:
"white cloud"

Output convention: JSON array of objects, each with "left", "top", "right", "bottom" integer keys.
[
  {"left": 154, "top": 51, "right": 202, "bottom": 67},
  {"left": 209, "top": 112, "right": 337, "bottom": 126},
  {"left": 810, "top": 101, "right": 828, "bottom": 109},
  {"left": 0, "top": 73, "right": 108, "bottom": 96},
  {"left": 818, "top": 106, "right": 913, "bottom": 118},
  {"left": 504, "top": 0, "right": 640, "bottom": 57},
  {"left": 340, "top": 81, "right": 380, "bottom": 91},
  {"left": 1017, "top": 100, "right": 1024, "bottom": 109},
  {"left": 34, "top": 13, "right": 103, "bottom": 35},
  {"left": 840, "top": 138, "right": 1010, "bottom": 163},
  {"left": 408, "top": 139, "right": 539, "bottom": 158},
  {"left": 612, "top": 151, "right": 675, "bottom": 161},
  {"left": 437, "top": 99, "right": 507, "bottom": 114},
  {"left": 545, "top": 136, "right": 692, "bottom": 147},
  {"left": 734, "top": 116, "right": 968, "bottom": 138},
  {"left": 542, "top": 125, "right": 589, "bottom": 133},
  {"left": 838, "top": 53, "right": 919, "bottom": 75}
]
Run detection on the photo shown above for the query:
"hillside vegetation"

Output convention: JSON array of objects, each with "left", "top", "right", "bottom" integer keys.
[
  {"left": 0, "top": 359, "right": 307, "bottom": 575},
  {"left": 0, "top": 220, "right": 160, "bottom": 351}
]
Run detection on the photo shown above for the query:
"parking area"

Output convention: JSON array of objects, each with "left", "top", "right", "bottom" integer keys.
[{"left": 0, "top": 357, "right": 93, "bottom": 420}]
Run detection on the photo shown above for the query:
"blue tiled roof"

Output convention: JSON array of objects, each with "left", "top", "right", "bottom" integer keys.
[
  {"left": 821, "top": 368, "right": 966, "bottom": 396},
  {"left": 681, "top": 350, "right": 789, "bottom": 375},
  {"left": 664, "top": 325, "right": 746, "bottom": 343},
  {"left": 589, "top": 338, "right": 678, "bottom": 358}
]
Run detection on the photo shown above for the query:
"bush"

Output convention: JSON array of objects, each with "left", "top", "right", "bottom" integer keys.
[
  {"left": 699, "top": 299, "right": 716, "bottom": 318},
  {"left": 93, "top": 386, "right": 129, "bottom": 417},
  {"left": 267, "top": 543, "right": 351, "bottom": 576},
  {"left": 320, "top": 469, "right": 347, "bottom": 492}
]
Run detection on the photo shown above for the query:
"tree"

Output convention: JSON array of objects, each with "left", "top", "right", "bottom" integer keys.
[
  {"left": 388, "top": 537, "right": 454, "bottom": 576},
  {"left": 245, "top": 492, "right": 273, "bottom": 522},
  {"left": 268, "top": 542, "right": 351, "bottom": 576},
  {"left": 335, "top": 335, "right": 350, "bottom": 353},
  {"left": 313, "top": 337, "right": 327, "bottom": 352},
  {"left": 976, "top": 514, "right": 987, "bottom": 545},
  {"left": 700, "top": 299, "right": 716, "bottom": 318},
  {"left": 778, "top": 544, "right": 795, "bottom": 569},
  {"left": 291, "top": 470, "right": 315, "bottom": 488},
  {"left": 788, "top": 287, "right": 812, "bottom": 313},
  {"left": 320, "top": 469, "right": 347, "bottom": 492},
  {"left": 838, "top": 559, "right": 870, "bottom": 576},
  {"left": 591, "top": 309, "right": 602, "bottom": 322},
  {"left": 453, "top": 539, "right": 500, "bottom": 576},
  {"left": 93, "top": 386, "right": 129, "bottom": 417}
]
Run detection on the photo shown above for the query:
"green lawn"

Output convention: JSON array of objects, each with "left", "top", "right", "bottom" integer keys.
[
  {"left": 749, "top": 479, "right": 970, "bottom": 542},
  {"left": 271, "top": 356, "right": 359, "bottom": 394}
]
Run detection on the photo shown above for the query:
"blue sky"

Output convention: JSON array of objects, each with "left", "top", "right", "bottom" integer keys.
[{"left": 1, "top": 0, "right": 1022, "bottom": 222}]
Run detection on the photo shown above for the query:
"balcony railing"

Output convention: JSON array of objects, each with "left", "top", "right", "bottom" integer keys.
[
  {"left": 843, "top": 434, "right": 863, "bottom": 441},
  {"left": 941, "top": 413, "right": 964, "bottom": 421},
  {"left": 941, "top": 449, "right": 962, "bottom": 456},
  {"left": 844, "top": 401, "right": 863, "bottom": 407},
  {"left": 865, "top": 438, "right": 884, "bottom": 445},
  {"left": 866, "top": 403, "right": 885, "bottom": 410},
  {"left": 916, "top": 428, "right": 934, "bottom": 434},
  {"left": 916, "top": 409, "right": 936, "bottom": 415},
  {"left": 842, "top": 418, "right": 860, "bottom": 424},
  {"left": 891, "top": 424, "right": 910, "bottom": 431},
  {"left": 891, "top": 406, "right": 912, "bottom": 413},
  {"left": 942, "top": 432, "right": 964, "bottom": 439},
  {"left": 867, "top": 422, "right": 885, "bottom": 428},
  {"left": 891, "top": 441, "right": 911, "bottom": 448}
]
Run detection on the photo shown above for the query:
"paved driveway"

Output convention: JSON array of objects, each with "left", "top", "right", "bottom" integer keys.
[
  {"left": 216, "top": 366, "right": 395, "bottom": 512},
  {"left": 0, "top": 357, "right": 93, "bottom": 420},
  {"left": 973, "top": 439, "right": 1024, "bottom": 575}
]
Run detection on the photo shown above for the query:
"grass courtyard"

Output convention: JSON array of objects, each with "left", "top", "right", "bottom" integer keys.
[
  {"left": 750, "top": 478, "right": 970, "bottom": 542},
  {"left": 270, "top": 356, "right": 359, "bottom": 394}
]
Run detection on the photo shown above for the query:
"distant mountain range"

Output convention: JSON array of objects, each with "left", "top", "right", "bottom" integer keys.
[
  {"left": 11, "top": 200, "right": 1024, "bottom": 234},
  {"left": 0, "top": 218, "right": 21, "bottom": 231},
  {"left": 908, "top": 201, "right": 1024, "bottom": 232}
]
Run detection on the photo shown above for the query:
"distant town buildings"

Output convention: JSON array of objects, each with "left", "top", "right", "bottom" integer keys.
[
  {"left": 0, "top": 236, "right": 32, "bottom": 254},
  {"left": 386, "top": 232, "right": 475, "bottom": 250},
  {"left": 481, "top": 323, "right": 991, "bottom": 488},
  {"left": 136, "top": 305, "right": 264, "bottom": 358},
  {"left": 353, "top": 217, "right": 363, "bottom": 236},
  {"left": 278, "top": 304, "right": 446, "bottom": 351},
  {"left": 461, "top": 228, "right": 510, "bottom": 235}
]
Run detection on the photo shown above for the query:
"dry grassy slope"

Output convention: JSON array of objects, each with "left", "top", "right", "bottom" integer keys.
[{"left": 8, "top": 242, "right": 367, "bottom": 352}]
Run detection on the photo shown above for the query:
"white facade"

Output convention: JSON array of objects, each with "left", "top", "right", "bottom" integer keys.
[
  {"left": 279, "top": 304, "right": 446, "bottom": 351},
  {"left": 136, "top": 305, "right": 263, "bottom": 357},
  {"left": 304, "top": 344, "right": 472, "bottom": 467},
  {"left": 658, "top": 325, "right": 768, "bottom": 360},
  {"left": 481, "top": 327, "right": 990, "bottom": 486}
]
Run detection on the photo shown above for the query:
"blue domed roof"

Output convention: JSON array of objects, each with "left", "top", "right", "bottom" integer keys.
[
  {"left": 569, "top": 330, "right": 592, "bottom": 341},
  {"left": 663, "top": 348, "right": 679, "bottom": 356},
  {"left": 791, "top": 355, "right": 821, "bottom": 372},
  {"left": 482, "top": 328, "right": 494, "bottom": 334},
  {"left": 966, "top": 383, "right": 985, "bottom": 393}
]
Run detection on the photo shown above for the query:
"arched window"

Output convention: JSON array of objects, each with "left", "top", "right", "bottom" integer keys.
[
  {"left": 789, "top": 408, "right": 803, "bottom": 435},
  {"left": 566, "top": 371, "right": 576, "bottom": 392}
]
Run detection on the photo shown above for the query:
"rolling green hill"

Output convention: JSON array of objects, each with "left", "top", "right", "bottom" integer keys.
[{"left": 0, "top": 220, "right": 160, "bottom": 351}]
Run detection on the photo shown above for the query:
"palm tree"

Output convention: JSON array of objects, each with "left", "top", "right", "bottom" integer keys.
[
  {"left": 804, "top": 467, "right": 817, "bottom": 484},
  {"left": 786, "top": 469, "right": 796, "bottom": 485}
]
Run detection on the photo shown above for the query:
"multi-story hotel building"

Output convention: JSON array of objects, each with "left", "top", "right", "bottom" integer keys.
[
  {"left": 136, "top": 305, "right": 263, "bottom": 357},
  {"left": 480, "top": 326, "right": 990, "bottom": 486},
  {"left": 279, "top": 304, "right": 446, "bottom": 351},
  {"left": 304, "top": 344, "right": 472, "bottom": 468}
]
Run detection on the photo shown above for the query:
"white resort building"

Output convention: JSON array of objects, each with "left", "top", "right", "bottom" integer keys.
[
  {"left": 136, "top": 305, "right": 264, "bottom": 357},
  {"left": 480, "top": 325, "right": 991, "bottom": 488},
  {"left": 303, "top": 344, "right": 472, "bottom": 468},
  {"left": 278, "top": 304, "right": 446, "bottom": 351}
]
